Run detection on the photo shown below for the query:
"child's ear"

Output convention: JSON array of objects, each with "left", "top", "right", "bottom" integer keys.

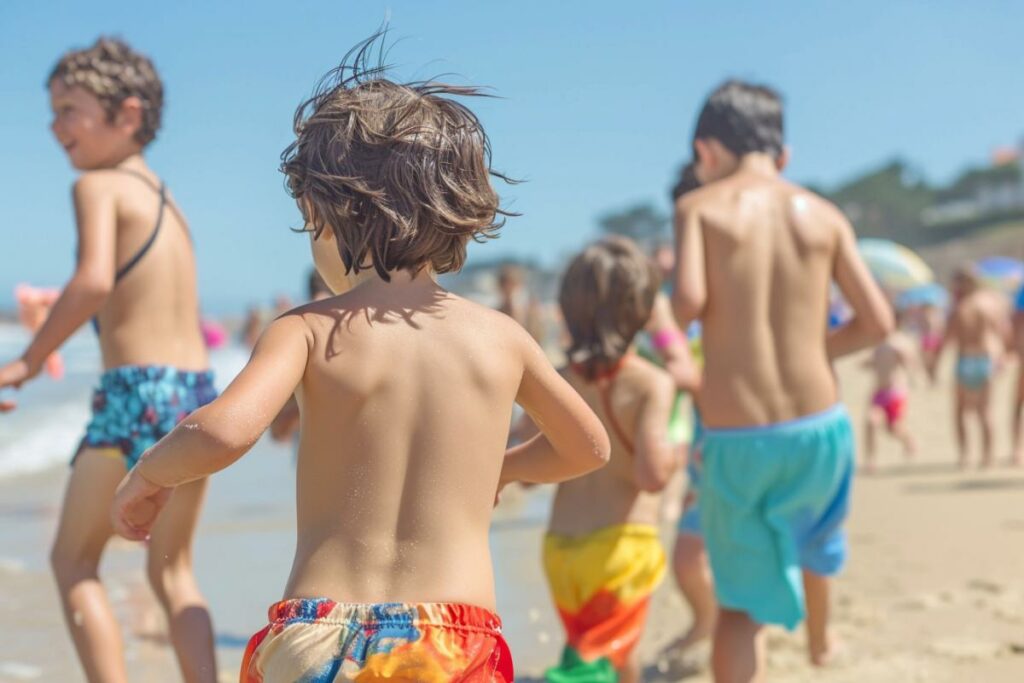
[
  {"left": 776, "top": 146, "right": 791, "bottom": 173},
  {"left": 116, "top": 96, "right": 144, "bottom": 139}
]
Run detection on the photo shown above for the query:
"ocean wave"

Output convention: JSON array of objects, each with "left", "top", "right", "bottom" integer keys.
[{"left": 0, "top": 400, "right": 88, "bottom": 478}]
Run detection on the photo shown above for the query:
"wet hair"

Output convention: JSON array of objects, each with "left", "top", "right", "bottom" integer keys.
[
  {"left": 559, "top": 236, "right": 660, "bottom": 381},
  {"left": 307, "top": 268, "right": 331, "bottom": 300},
  {"left": 670, "top": 162, "right": 701, "bottom": 202},
  {"left": 48, "top": 37, "right": 164, "bottom": 147},
  {"left": 693, "top": 80, "right": 783, "bottom": 158},
  {"left": 281, "top": 30, "right": 514, "bottom": 281}
]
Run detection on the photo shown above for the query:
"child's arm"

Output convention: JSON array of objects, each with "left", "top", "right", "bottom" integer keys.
[
  {"left": 645, "top": 293, "right": 700, "bottom": 392},
  {"left": 631, "top": 369, "right": 678, "bottom": 493},
  {"left": 269, "top": 396, "right": 301, "bottom": 443},
  {"left": 672, "top": 196, "right": 706, "bottom": 328},
  {"left": 500, "top": 328, "right": 610, "bottom": 488},
  {"left": 827, "top": 214, "right": 894, "bottom": 359},
  {"left": 111, "top": 314, "right": 310, "bottom": 540},
  {"left": 0, "top": 175, "right": 118, "bottom": 395}
]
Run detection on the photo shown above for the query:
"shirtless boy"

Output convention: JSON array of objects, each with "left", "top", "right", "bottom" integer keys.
[
  {"left": 939, "top": 265, "right": 1010, "bottom": 467},
  {"left": 673, "top": 80, "right": 892, "bottom": 682},
  {"left": 111, "top": 34, "right": 610, "bottom": 681}
]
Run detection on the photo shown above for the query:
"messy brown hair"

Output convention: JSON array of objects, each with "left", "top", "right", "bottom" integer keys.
[
  {"left": 559, "top": 236, "right": 661, "bottom": 380},
  {"left": 281, "top": 30, "right": 514, "bottom": 281},
  {"left": 48, "top": 37, "right": 164, "bottom": 147}
]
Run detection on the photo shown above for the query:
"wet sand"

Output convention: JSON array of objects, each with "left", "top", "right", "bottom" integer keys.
[{"left": 1, "top": 353, "right": 1023, "bottom": 681}]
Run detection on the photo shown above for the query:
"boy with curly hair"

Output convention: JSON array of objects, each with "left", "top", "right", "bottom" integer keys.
[
  {"left": 0, "top": 37, "right": 218, "bottom": 682},
  {"left": 111, "top": 33, "right": 609, "bottom": 681}
]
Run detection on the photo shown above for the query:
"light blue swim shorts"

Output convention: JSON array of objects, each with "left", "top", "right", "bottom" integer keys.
[{"left": 699, "top": 404, "right": 854, "bottom": 630}]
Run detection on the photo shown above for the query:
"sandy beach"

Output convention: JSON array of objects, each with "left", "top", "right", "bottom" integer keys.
[{"left": 1, "top": 351, "right": 1023, "bottom": 682}]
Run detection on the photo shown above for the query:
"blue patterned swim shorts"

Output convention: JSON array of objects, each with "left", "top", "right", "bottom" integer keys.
[{"left": 77, "top": 365, "right": 217, "bottom": 470}]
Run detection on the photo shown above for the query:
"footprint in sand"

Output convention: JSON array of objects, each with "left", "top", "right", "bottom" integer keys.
[
  {"left": 929, "top": 637, "right": 1007, "bottom": 661},
  {"left": 966, "top": 578, "right": 1005, "bottom": 594}
]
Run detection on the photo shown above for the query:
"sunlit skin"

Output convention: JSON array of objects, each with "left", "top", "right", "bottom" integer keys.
[
  {"left": 0, "top": 79, "right": 216, "bottom": 682},
  {"left": 675, "top": 140, "right": 893, "bottom": 681},
  {"left": 112, "top": 223, "right": 611, "bottom": 617}
]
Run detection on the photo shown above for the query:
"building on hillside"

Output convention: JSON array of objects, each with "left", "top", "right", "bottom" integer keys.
[{"left": 921, "top": 137, "right": 1024, "bottom": 226}]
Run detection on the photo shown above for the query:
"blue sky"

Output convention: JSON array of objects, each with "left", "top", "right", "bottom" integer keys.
[{"left": 1, "top": 1, "right": 1022, "bottom": 312}]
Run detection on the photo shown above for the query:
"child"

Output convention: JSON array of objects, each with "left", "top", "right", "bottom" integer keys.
[
  {"left": 673, "top": 80, "right": 892, "bottom": 681},
  {"left": 939, "top": 265, "right": 1010, "bottom": 468},
  {"left": 863, "top": 325, "right": 919, "bottom": 472},
  {"left": 540, "top": 236, "right": 678, "bottom": 683},
  {"left": 660, "top": 163, "right": 718, "bottom": 663},
  {"left": 0, "top": 37, "right": 218, "bottom": 682},
  {"left": 1013, "top": 284, "right": 1024, "bottom": 465},
  {"left": 111, "top": 34, "right": 610, "bottom": 681}
]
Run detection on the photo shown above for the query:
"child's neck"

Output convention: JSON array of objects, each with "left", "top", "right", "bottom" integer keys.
[
  {"left": 736, "top": 153, "right": 779, "bottom": 178},
  {"left": 347, "top": 266, "right": 438, "bottom": 292}
]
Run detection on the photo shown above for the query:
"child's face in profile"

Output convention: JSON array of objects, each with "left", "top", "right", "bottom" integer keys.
[{"left": 49, "top": 80, "right": 137, "bottom": 171}]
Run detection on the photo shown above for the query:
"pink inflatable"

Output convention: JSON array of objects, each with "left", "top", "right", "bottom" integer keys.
[{"left": 14, "top": 284, "right": 64, "bottom": 380}]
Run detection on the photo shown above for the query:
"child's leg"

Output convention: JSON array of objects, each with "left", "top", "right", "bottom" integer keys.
[
  {"left": 1013, "top": 372, "right": 1024, "bottom": 464},
  {"left": 49, "top": 449, "right": 130, "bottom": 683},
  {"left": 712, "top": 608, "right": 765, "bottom": 683},
  {"left": 955, "top": 387, "right": 969, "bottom": 467},
  {"left": 146, "top": 478, "right": 217, "bottom": 683},
  {"left": 863, "top": 406, "right": 882, "bottom": 472},
  {"left": 671, "top": 533, "right": 717, "bottom": 651},
  {"left": 891, "top": 417, "right": 917, "bottom": 458},
  {"left": 803, "top": 571, "right": 832, "bottom": 666},
  {"left": 977, "top": 384, "right": 994, "bottom": 467},
  {"left": 618, "top": 647, "right": 641, "bottom": 683}
]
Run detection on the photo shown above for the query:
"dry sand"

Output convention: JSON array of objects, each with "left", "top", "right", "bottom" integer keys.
[{"left": 1, "top": 353, "right": 1023, "bottom": 681}]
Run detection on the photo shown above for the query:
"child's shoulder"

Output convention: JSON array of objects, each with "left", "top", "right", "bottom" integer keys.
[{"left": 72, "top": 168, "right": 138, "bottom": 197}]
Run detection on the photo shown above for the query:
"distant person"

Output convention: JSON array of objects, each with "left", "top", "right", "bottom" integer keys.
[
  {"left": 939, "top": 265, "right": 1010, "bottom": 467},
  {"left": 497, "top": 263, "right": 546, "bottom": 343},
  {"left": 863, "top": 322, "right": 920, "bottom": 472},
  {"left": 673, "top": 80, "right": 892, "bottom": 681},
  {"left": 538, "top": 236, "right": 678, "bottom": 683},
  {"left": 0, "top": 37, "right": 218, "bottom": 682},
  {"left": 111, "top": 35, "right": 609, "bottom": 680},
  {"left": 241, "top": 305, "right": 265, "bottom": 349},
  {"left": 1012, "top": 284, "right": 1024, "bottom": 464},
  {"left": 918, "top": 302, "right": 945, "bottom": 384}
]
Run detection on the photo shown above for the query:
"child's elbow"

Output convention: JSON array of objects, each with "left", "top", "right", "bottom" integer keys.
[{"left": 588, "top": 429, "right": 612, "bottom": 471}]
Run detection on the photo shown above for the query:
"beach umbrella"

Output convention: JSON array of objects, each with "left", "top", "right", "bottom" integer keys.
[
  {"left": 857, "top": 239, "right": 933, "bottom": 291},
  {"left": 974, "top": 256, "right": 1024, "bottom": 295},
  {"left": 895, "top": 283, "right": 949, "bottom": 311}
]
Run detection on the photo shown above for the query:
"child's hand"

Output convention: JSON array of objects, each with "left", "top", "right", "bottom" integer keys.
[
  {"left": 111, "top": 469, "right": 172, "bottom": 541},
  {"left": 0, "top": 358, "right": 39, "bottom": 403}
]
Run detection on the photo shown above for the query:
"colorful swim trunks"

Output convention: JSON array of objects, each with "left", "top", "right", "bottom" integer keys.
[
  {"left": 699, "top": 405, "right": 854, "bottom": 630},
  {"left": 871, "top": 387, "right": 907, "bottom": 427},
  {"left": 543, "top": 524, "right": 666, "bottom": 681},
  {"left": 78, "top": 365, "right": 217, "bottom": 470},
  {"left": 241, "top": 600, "right": 513, "bottom": 682}
]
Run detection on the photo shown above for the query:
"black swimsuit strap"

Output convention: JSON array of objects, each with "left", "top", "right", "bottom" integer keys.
[{"left": 114, "top": 181, "right": 166, "bottom": 282}]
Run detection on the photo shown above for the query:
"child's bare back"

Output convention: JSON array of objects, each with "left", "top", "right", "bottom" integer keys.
[
  {"left": 285, "top": 281, "right": 548, "bottom": 609},
  {"left": 677, "top": 170, "right": 881, "bottom": 427},
  {"left": 869, "top": 331, "right": 917, "bottom": 391},
  {"left": 547, "top": 356, "right": 674, "bottom": 537}
]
